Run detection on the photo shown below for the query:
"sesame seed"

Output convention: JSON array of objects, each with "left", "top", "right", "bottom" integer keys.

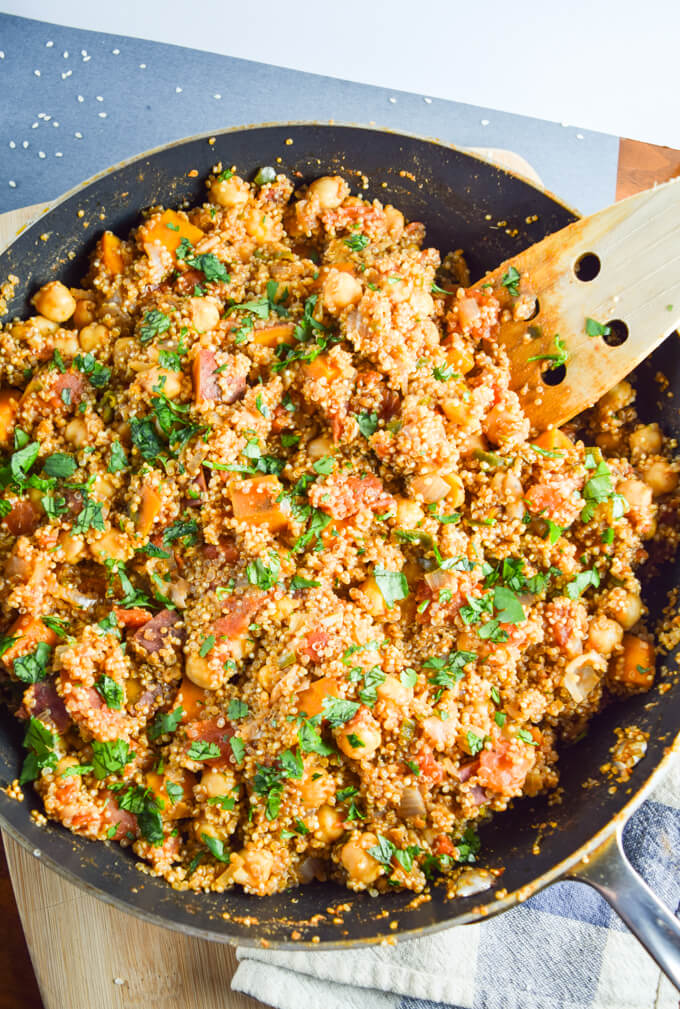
[
  {"left": 46, "top": 40, "right": 54, "bottom": 47},
  {"left": 175, "top": 87, "right": 182, "bottom": 93},
  {"left": 113, "top": 978, "right": 124, "bottom": 986},
  {"left": 56, "top": 152, "right": 63, "bottom": 157},
  {"left": 139, "top": 63, "right": 147, "bottom": 69},
  {"left": 481, "top": 119, "right": 490, "bottom": 126},
  {"left": 61, "top": 70, "right": 72, "bottom": 79},
  {"left": 34, "top": 69, "right": 41, "bottom": 77},
  {"left": 424, "top": 97, "right": 432, "bottom": 104},
  {"left": 8, "top": 180, "right": 16, "bottom": 188},
  {"left": 81, "top": 50, "right": 88, "bottom": 56},
  {"left": 83, "top": 55, "right": 91, "bottom": 62},
  {"left": 38, "top": 151, "right": 46, "bottom": 159},
  {"left": 8, "top": 141, "right": 15, "bottom": 149},
  {"left": 0, "top": 52, "right": 4, "bottom": 59},
  {"left": 112, "top": 49, "right": 120, "bottom": 55},
  {"left": 63, "top": 51, "right": 69, "bottom": 58},
  {"left": 98, "top": 112, "right": 108, "bottom": 118},
  {"left": 77, "top": 95, "right": 84, "bottom": 102},
  {"left": 96, "top": 96, "right": 104, "bottom": 101},
  {"left": 213, "top": 93, "right": 222, "bottom": 99},
  {"left": 53, "top": 121, "right": 59, "bottom": 127},
  {"left": 74, "top": 132, "right": 83, "bottom": 139},
  {"left": 388, "top": 97, "right": 397, "bottom": 103},
  {"left": 22, "top": 141, "right": 28, "bottom": 148},
  {"left": 33, "top": 849, "right": 41, "bottom": 857},
  {"left": 576, "top": 133, "right": 584, "bottom": 140},
  {"left": 31, "top": 123, "right": 38, "bottom": 129}
]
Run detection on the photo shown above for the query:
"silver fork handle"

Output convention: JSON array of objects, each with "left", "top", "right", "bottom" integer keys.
[{"left": 567, "top": 824, "right": 680, "bottom": 991}]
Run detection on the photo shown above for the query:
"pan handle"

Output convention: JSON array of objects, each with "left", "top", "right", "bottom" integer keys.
[{"left": 567, "top": 824, "right": 680, "bottom": 991}]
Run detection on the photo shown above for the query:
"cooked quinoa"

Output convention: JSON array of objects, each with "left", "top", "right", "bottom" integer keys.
[{"left": 0, "top": 168, "right": 678, "bottom": 897}]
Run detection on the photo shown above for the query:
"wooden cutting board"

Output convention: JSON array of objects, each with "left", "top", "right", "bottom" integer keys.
[{"left": 1, "top": 139, "right": 679, "bottom": 1009}]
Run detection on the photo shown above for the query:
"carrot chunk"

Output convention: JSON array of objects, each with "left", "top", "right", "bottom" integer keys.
[
  {"left": 99, "top": 232, "right": 124, "bottom": 275},
  {"left": 136, "top": 484, "right": 162, "bottom": 538},
  {"left": 252, "top": 323, "right": 295, "bottom": 348},
  {"left": 533, "top": 428, "right": 573, "bottom": 452},
  {"left": 2, "top": 615, "right": 58, "bottom": 668},
  {"left": 614, "top": 635, "right": 655, "bottom": 689},
  {"left": 296, "top": 677, "right": 338, "bottom": 717},
  {"left": 176, "top": 676, "right": 210, "bottom": 721},
  {"left": 141, "top": 209, "right": 204, "bottom": 259},
  {"left": 0, "top": 388, "right": 20, "bottom": 444},
  {"left": 229, "top": 475, "right": 290, "bottom": 531}
]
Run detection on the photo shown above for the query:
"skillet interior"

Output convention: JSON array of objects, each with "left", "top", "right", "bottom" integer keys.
[{"left": 0, "top": 123, "right": 678, "bottom": 946}]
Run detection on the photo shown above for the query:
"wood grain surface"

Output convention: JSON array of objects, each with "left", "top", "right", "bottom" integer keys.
[{"left": 0, "top": 137, "right": 678, "bottom": 1009}]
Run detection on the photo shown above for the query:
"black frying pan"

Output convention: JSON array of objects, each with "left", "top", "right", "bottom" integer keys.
[{"left": 0, "top": 124, "right": 679, "bottom": 980}]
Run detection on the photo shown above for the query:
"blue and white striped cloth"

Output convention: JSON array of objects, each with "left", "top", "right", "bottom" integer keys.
[{"left": 233, "top": 758, "right": 680, "bottom": 1009}]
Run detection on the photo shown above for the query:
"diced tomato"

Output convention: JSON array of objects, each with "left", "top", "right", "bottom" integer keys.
[
  {"left": 214, "top": 591, "right": 265, "bottom": 640},
  {"left": 433, "top": 834, "right": 456, "bottom": 856},
  {"left": 113, "top": 606, "right": 152, "bottom": 630},
  {"left": 184, "top": 717, "right": 234, "bottom": 766},
  {"left": 299, "top": 629, "right": 330, "bottom": 662},
  {"left": 131, "top": 609, "right": 184, "bottom": 654},
  {"left": 416, "top": 743, "right": 445, "bottom": 784},
  {"left": 308, "top": 472, "right": 393, "bottom": 520},
  {"left": 478, "top": 737, "right": 535, "bottom": 796},
  {"left": 192, "top": 349, "right": 221, "bottom": 404}
]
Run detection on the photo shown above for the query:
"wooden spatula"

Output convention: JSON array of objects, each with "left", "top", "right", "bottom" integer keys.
[{"left": 475, "top": 177, "right": 680, "bottom": 433}]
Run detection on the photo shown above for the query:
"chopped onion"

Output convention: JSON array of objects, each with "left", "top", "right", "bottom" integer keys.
[
  {"left": 452, "top": 867, "right": 494, "bottom": 897},
  {"left": 398, "top": 785, "right": 426, "bottom": 819},
  {"left": 298, "top": 857, "right": 326, "bottom": 884},
  {"left": 411, "top": 473, "right": 450, "bottom": 503},
  {"left": 562, "top": 651, "right": 606, "bottom": 704},
  {"left": 424, "top": 568, "right": 458, "bottom": 592}
]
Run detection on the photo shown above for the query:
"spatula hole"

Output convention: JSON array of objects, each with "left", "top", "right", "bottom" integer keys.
[
  {"left": 574, "top": 253, "right": 601, "bottom": 281},
  {"left": 542, "top": 364, "right": 566, "bottom": 386},
  {"left": 602, "top": 319, "right": 628, "bottom": 347},
  {"left": 526, "top": 298, "right": 540, "bottom": 321}
]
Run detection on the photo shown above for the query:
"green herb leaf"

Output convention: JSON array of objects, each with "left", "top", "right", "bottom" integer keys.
[
  {"left": 229, "top": 736, "right": 245, "bottom": 763},
  {"left": 202, "top": 832, "right": 230, "bottom": 862},
  {"left": 108, "top": 441, "right": 128, "bottom": 473},
  {"left": 565, "top": 568, "right": 600, "bottom": 599},
  {"left": 44, "top": 452, "right": 77, "bottom": 479},
  {"left": 466, "top": 730, "right": 485, "bottom": 756},
  {"left": 367, "top": 834, "right": 396, "bottom": 866},
  {"left": 91, "top": 739, "right": 134, "bottom": 779},
  {"left": 148, "top": 707, "right": 184, "bottom": 740},
  {"left": 227, "top": 699, "right": 249, "bottom": 721},
  {"left": 321, "top": 696, "right": 360, "bottom": 727},
  {"left": 13, "top": 641, "right": 52, "bottom": 683},
  {"left": 187, "top": 740, "right": 221, "bottom": 761},
  {"left": 373, "top": 566, "right": 409, "bottom": 608},
  {"left": 501, "top": 266, "right": 520, "bottom": 297},
  {"left": 344, "top": 233, "right": 369, "bottom": 252},
  {"left": 356, "top": 411, "right": 379, "bottom": 438},
  {"left": 585, "top": 317, "right": 611, "bottom": 338},
  {"left": 95, "top": 674, "right": 123, "bottom": 710},
  {"left": 20, "top": 717, "right": 58, "bottom": 784},
  {"left": 528, "top": 334, "right": 569, "bottom": 371},
  {"left": 140, "top": 309, "right": 171, "bottom": 344}
]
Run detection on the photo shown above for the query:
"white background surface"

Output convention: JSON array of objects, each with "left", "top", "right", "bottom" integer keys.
[{"left": 3, "top": 0, "right": 679, "bottom": 148}]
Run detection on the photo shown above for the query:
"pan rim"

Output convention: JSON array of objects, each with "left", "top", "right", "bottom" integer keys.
[{"left": 0, "top": 120, "right": 677, "bottom": 949}]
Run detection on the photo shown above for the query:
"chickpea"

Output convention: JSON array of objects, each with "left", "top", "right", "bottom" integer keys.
[
  {"left": 587, "top": 614, "right": 623, "bottom": 655},
  {"left": 340, "top": 833, "right": 382, "bottom": 885},
  {"left": 185, "top": 652, "right": 219, "bottom": 690},
  {"left": 300, "top": 766, "right": 335, "bottom": 809},
  {"left": 641, "top": 458, "right": 678, "bottom": 497},
  {"left": 618, "top": 478, "right": 653, "bottom": 515},
  {"left": 79, "top": 323, "right": 109, "bottom": 352},
  {"left": 58, "top": 531, "right": 85, "bottom": 563},
  {"left": 64, "top": 417, "right": 88, "bottom": 448},
  {"left": 56, "top": 755, "right": 80, "bottom": 776},
  {"left": 322, "top": 270, "right": 362, "bottom": 313},
  {"left": 383, "top": 205, "right": 404, "bottom": 238},
  {"left": 201, "top": 769, "right": 232, "bottom": 798},
  {"left": 377, "top": 674, "right": 411, "bottom": 707},
  {"left": 190, "top": 296, "right": 221, "bottom": 333},
  {"left": 336, "top": 708, "right": 381, "bottom": 759},
  {"left": 598, "top": 380, "right": 633, "bottom": 414},
  {"left": 113, "top": 337, "right": 136, "bottom": 370},
  {"left": 607, "top": 589, "right": 643, "bottom": 631},
  {"left": 316, "top": 804, "right": 345, "bottom": 843},
  {"left": 193, "top": 817, "right": 230, "bottom": 843},
  {"left": 31, "top": 281, "right": 76, "bottom": 323},
  {"left": 307, "top": 434, "right": 334, "bottom": 460},
  {"left": 595, "top": 431, "right": 621, "bottom": 453},
  {"left": 11, "top": 316, "right": 58, "bottom": 341},
  {"left": 244, "top": 207, "right": 276, "bottom": 244},
  {"left": 441, "top": 472, "right": 465, "bottom": 508},
  {"left": 209, "top": 176, "right": 249, "bottom": 208},
  {"left": 491, "top": 471, "right": 525, "bottom": 520},
  {"left": 483, "top": 404, "right": 508, "bottom": 446},
  {"left": 137, "top": 366, "right": 181, "bottom": 399},
  {"left": 228, "top": 848, "right": 274, "bottom": 890},
  {"left": 308, "top": 175, "right": 349, "bottom": 210},
  {"left": 394, "top": 496, "right": 424, "bottom": 528},
  {"left": 49, "top": 330, "right": 79, "bottom": 358},
  {"left": 92, "top": 474, "right": 117, "bottom": 501},
  {"left": 629, "top": 423, "right": 662, "bottom": 459},
  {"left": 72, "top": 298, "right": 96, "bottom": 329}
]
